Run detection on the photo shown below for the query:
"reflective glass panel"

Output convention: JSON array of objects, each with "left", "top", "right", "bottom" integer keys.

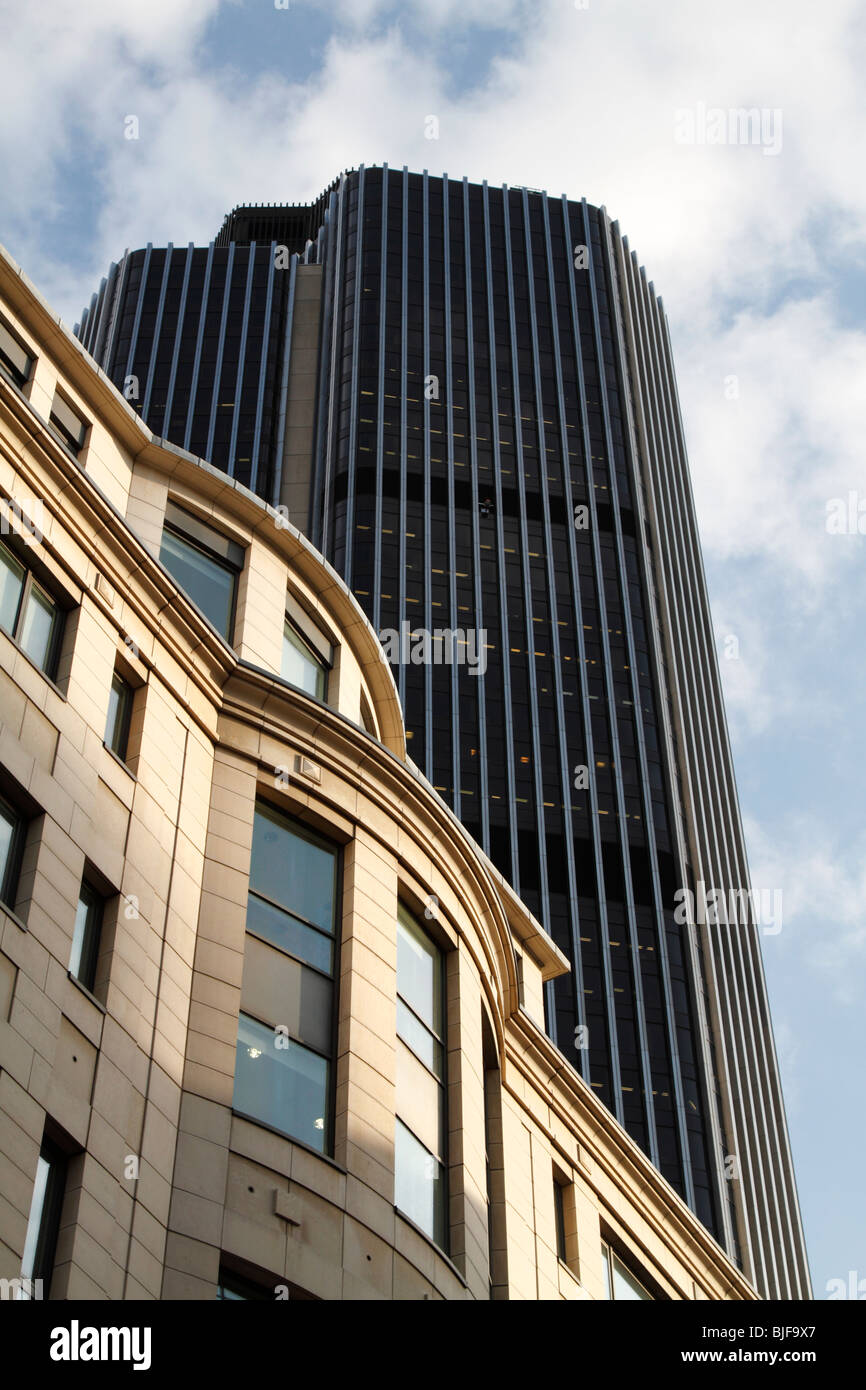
[
  {"left": 160, "top": 527, "right": 236, "bottom": 639},
  {"left": 0, "top": 542, "right": 24, "bottom": 634},
  {"left": 395, "top": 1118, "right": 446, "bottom": 1248},
  {"left": 282, "top": 620, "right": 327, "bottom": 700},
  {"left": 105, "top": 672, "right": 132, "bottom": 760},
  {"left": 249, "top": 803, "right": 336, "bottom": 938},
  {"left": 397, "top": 904, "right": 442, "bottom": 1035},
  {"left": 19, "top": 584, "right": 57, "bottom": 673},
  {"left": 0, "top": 800, "right": 16, "bottom": 904},
  {"left": 245, "top": 893, "right": 333, "bottom": 975},
  {"left": 233, "top": 1012, "right": 329, "bottom": 1153}
]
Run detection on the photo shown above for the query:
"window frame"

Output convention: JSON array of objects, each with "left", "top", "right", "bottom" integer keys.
[
  {"left": 0, "top": 790, "right": 26, "bottom": 913},
  {"left": 232, "top": 799, "right": 342, "bottom": 1157},
  {"left": 601, "top": 1237, "right": 655, "bottom": 1300},
  {"left": 0, "top": 315, "right": 34, "bottom": 390},
  {"left": 19, "top": 1137, "right": 68, "bottom": 1298},
  {"left": 550, "top": 1166, "right": 581, "bottom": 1279},
  {"left": 553, "top": 1177, "right": 568, "bottom": 1263},
  {"left": 216, "top": 1267, "right": 274, "bottom": 1301},
  {"left": 245, "top": 800, "right": 340, "bottom": 977},
  {"left": 0, "top": 535, "right": 64, "bottom": 680},
  {"left": 281, "top": 616, "right": 329, "bottom": 702},
  {"left": 48, "top": 388, "right": 89, "bottom": 458},
  {"left": 233, "top": 1008, "right": 334, "bottom": 1157},
  {"left": 216, "top": 1259, "right": 318, "bottom": 1301},
  {"left": 159, "top": 501, "right": 244, "bottom": 643},
  {"left": 68, "top": 878, "right": 105, "bottom": 994},
  {"left": 359, "top": 691, "right": 377, "bottom": 737},
  {"left": 394, "top": 901, "right": 449, "bottom": 1254},
  {"left": 104, "top": 669, "right": 134, "bottom": 764}
]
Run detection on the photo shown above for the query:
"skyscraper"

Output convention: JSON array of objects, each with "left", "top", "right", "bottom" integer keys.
[{"left": 77, "top": 166, "right": 810, "bottom": 1299}]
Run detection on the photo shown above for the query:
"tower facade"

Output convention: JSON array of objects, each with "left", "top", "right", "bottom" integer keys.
[{"left": 76, "top": 167, "right": 810, "bottom": 1298}]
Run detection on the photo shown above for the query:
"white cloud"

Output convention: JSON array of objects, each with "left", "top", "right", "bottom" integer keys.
[
  {"left": 3, "top": 0, "right": 866, "bottom": 735},
  {"left": 746, "top": 816, "right": 866, "bottom": 1004},
  {"left": 678, "top": 297, "right": 866, "bottom": 591}
]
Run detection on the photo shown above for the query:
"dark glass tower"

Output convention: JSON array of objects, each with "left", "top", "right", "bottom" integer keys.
[{"left": 77, "top": 166, "right": 811, "bottom": 1299}]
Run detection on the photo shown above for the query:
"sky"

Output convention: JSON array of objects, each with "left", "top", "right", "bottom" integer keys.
[{"left": 1, "top": 0, "right": 864, "bottom": 1299}]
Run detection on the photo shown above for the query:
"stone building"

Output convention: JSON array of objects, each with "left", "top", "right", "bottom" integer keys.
[{"left": 0, "top": 244, "right": 753, "bottom": 1300}]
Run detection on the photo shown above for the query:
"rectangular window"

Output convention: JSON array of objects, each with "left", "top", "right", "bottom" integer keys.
[
  {"left": 0, "top": 317, "right": 33, "bottom": 389},
  {"left": 104, "top": 670, "right": 133, "bottom": 762},
  {"left": 0, "top": 537, "right": 63, "bottom": 678},
  {"left": 216, "top": 1263, "right": 316, "bottom": 1300},
  {"left": 159, "top": 501, "right": 243, "bottom": 641},
  {"left": 233, "top": 802, "right": 339, "bottom": 1154},
  {"left": 395, "top": 903, "right": 447, "bottom": 1250},
  {"left": 0, "top": 792, "right": 25, "bottom": 912},
  {"left": 552, "top": 1167, "right": 580, "bottom": 1277},
  {"left": 49, "top": 390, "right": 88, "bottom": 457},
  {"left": 19, "top": 1138, "right": 67, "bottom": 1298},
  {"left": 234, "top": 1012, "right": 329, "bottom": 1152},
  {"left": 216, "top": 1267, "right": 273, "bottom": 1301},
  {"left": 246, "top": 802, "right": 338, "bottom": 972},
  {"left": 69, "top": 880, "right": 104, "bottom": 993},
  {"left": 553, "top": 1179, "right": 568, "bottom": 1262},
  {"left": 601, "top": 1239, "right": 653, "bottom": 1300},
  {"left": 359, "top": 692, "right": 376, "bottom": 736},
  {"left": 281, "top": 619, "right": 328, "bottom": 701},
  {"left": 234, "top": 1011, "right": 330, "bottom": 1150}
]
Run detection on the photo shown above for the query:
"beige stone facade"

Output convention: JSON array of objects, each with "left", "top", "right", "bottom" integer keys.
[{"left": 0, "top": 245, "right": 755, "bottom": 1301}]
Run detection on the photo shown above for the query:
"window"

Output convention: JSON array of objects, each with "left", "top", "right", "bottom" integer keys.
[
  {"left": 282, "top": 619, "right": 328, "bottom": 701},
  {"left": 0, "top": 317, "right": 33, "bottom": 389},
  {"left": 246, "top": 802, "right": 338, "bottom": 973},
  {"left": 554, "top": 1179, "right": 568, "bottom": 1262},
  {"left": 216, "top": 1263, "right": 317, "bottom": 1301},
  {"left": 0, "top": 537, "right": 63, "bottom": 677},
  {"left": 0, "top": 792, "right": 25, "bottom": 912},
  {"left": 601, "top": 1239, "right": 654, "bottom": 1300},
  {"left": 159, "top": 501, "right": 243, "bottom": 641},
  {"left": 68, "top": 879, "right": 104, "bottom": 993},
  {"left": 232, "top": 802, "right": 339, "bottom": 1154},
  {"left": 216, "top": 1268, "right": 273, "bottom": 1301},
  {"left": 482, "top": 1007, "right": 506, "bottom": 1298},
  {"left": 552, "top": 1166, "right": 580, "bottom": 1277},
  {"left": 359, "top": 692, "right": 377, "bottom": 737},
  {"left": 395, "top": 903, "right": 447, "bottom": 1250},
  {"left": 104, "top": 670, "right": 133, "bottom": 762},
  {"left": 235, "top": 1012, "right": 329, "bottom": 1154},
  {"left": 48, "top": 390, "right": 88, "bottom": 458},
  {"left": 19, "top": 1138, "right": 67, "bottom": 1298}
]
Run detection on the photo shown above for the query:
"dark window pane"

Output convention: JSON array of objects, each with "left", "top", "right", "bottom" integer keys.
[
  {"left": 105, "top": 672, "right": 133, "bottom": 760},
  {"left": 0, "top": 319, "right": 33, "bottom": 388},
  {"left": 217, "top": 1270, "right": 272, "bottom": 1301},
  {"left": 0, "top": 797, "right": 21, "bottom": 908},
  {"left": 0, "top": 541, "right": 24, "bottom": 636},
  {"left": 20, "top": 1140, "right": 67, "bottom": 1297},
  {"left": 554, "top": 1181, "right": 567, "bottom": 1261},
  {"left": 49, "top": 392, "right": 88, "bottom": 455},
  {"left": 69, "top": 881, "right": 103, "bottom": 991}
]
